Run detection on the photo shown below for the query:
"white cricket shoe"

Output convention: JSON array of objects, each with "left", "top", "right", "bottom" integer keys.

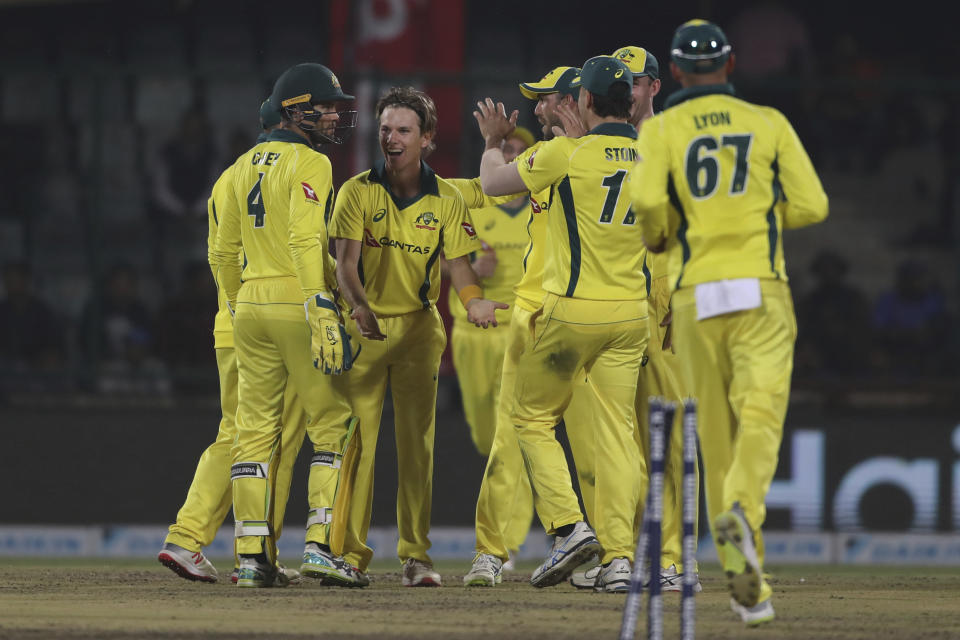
[
  {"left": 301, "top": 543, "right": 369, "bottom": 587},
  {"left": 157, "top": 543, "right": 219, "bottom": 583},
  {"left": 236, "top": 556, "right": 277, "bottom": 588},
  {"left": 570, "top": 564, "right": 601, "bottom": 589},
  {"left": 463, "top": 553, "right": 503, "bottom": 586},
  {"left": 714, "top": 505, "right": 763, "bottom": 607},
  {"left": 731, "top": 597, "right": 775, "bottom": 626},
  {"left": 274, "top": 563, "right": 302, "bottom": 587},
  {"left": 402, "top": 558, "right": 442, "bottom": 586},
  {"left": 660, "top": 564, "right": 703, "bottom": 593},
  {"left": 594, "top": 557, "right": 632, "bottom": 593},
  {"left": 530, "top": 521, "right": 601, "bottom": 588}
]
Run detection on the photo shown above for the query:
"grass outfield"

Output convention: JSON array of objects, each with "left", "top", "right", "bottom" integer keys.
[{"left": 1, "top": 558, "right": 959, "bottom": 639}]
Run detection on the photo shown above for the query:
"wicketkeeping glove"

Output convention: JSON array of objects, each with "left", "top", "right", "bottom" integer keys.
[{"left": 305, "top": 293, "right": 358, "bottom": 375}]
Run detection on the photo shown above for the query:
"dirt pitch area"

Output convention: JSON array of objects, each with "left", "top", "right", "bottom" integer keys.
[{"left": 1, "top": 558, "right": 959, "bottom": 639}]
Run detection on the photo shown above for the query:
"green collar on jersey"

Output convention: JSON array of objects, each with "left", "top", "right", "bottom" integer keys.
[
  {"left": 497, "top": 197, "right": 529, "bottom": 217},
  {"left": 255, "top": 132, "right": 269, "bottom": 144},
  {"left": 587, "top": 121, "right": 637, "bottom": 139},
  {"left": 369, "top": 158, "right": 440, "bottom": 209},
  {"left": 265, "top": 128, "right": 313, "bottom": 147},
  {"left": 664, "top": 83, "right": 736, "bottom": 109}
]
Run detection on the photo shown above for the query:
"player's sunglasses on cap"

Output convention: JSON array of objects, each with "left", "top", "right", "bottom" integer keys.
[
  {"left": 611, "top": 46, "right": 660, "bottom": 80},
  {"left": 519, "top": 66, "right": 581, "bottom": 100},
  {"left": 670, "top": 19, "right": 732, "bottom": 74},
  {"left": 569, "top": 56, "right": 632, "bottom": 97}
]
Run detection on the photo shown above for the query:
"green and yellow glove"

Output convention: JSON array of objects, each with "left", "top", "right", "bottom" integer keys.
[{"left": 304, "top": 293, "right": 357, "bottom": 375}]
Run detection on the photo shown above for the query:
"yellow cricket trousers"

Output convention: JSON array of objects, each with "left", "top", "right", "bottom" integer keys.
[
  {"left": 334, "top": 306, "right": 447, "bottom": 571},
  {"left": 232, "top": 277, "right": 355, "bottom": 557},
  {"left": 164, "top": 347, "right": 305, "bottom": 554},
  {"left": 454, "top": 316, "right": 537, "bottom": 555},
  {"left": 512, "top": 294, "right": 648, "bottom": 564},
  {"left": 633, "top": 273, "right": 699, "bottom": 572},
  {"left": 671, "top": 279, "right": 796, "bottom": 587},
  {"left": 451, "top": 318, "right": 510, "bottom": 456}
]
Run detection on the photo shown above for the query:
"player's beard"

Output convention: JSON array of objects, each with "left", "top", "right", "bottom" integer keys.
[{"left": 541, "top": 113, "right": 560, "bottom": 141}]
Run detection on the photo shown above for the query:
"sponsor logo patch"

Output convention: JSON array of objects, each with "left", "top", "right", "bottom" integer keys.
[
  {"left": 461, "top": 222, "right": 477, "bottom": 238},
  {"left": 527, "top": 152, "right": 537, "bottom": 169},
  {"left": 231, "top": 462, "right": 268, "bottom": 480},
  {"left": 415, "top": 211, "right": 438, "bottom": 230},
  {"left": 373, "top": 208, "right": 387, "bottom": 222},
  {"left": 301, "top": 182, "right": 319, "bottom": 201},
  {"left": 364, "top": 228, "right": 382, "bottom": 247},
  {"left": 311, "top": 451, "right": 338, "bottom": 467}
]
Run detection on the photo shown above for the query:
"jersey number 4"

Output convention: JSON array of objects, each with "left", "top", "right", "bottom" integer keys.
[
  {"left": 685, "top": 134, "right": 753, "bottom": 199},
  {"left": 247, "top": 172, "right": 266, "bottom": 227}
]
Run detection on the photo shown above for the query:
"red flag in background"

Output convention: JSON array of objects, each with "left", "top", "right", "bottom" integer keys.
[
  {"left": 329, "top": 0, "right": 465, "bottom": 180},
  {"left": 329, "top": 0, "right": 465, "bottom": 375}
]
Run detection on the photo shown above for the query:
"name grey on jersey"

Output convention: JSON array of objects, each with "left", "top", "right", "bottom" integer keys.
[
  {"left": 251, "top": 151, "right": 281, "bottom": 165},
  {"left": 605, "top": 147, "right": 638, "bottom": 162},
  {"left": 693, "top": 111, "right": 731, "bottom": 129}
]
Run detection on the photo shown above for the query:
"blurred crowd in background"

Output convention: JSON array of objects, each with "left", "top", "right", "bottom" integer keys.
[{"left": 0, "top": 0, "right": 957, "bottom": 398}]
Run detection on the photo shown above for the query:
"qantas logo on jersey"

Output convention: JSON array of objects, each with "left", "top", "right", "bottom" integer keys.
[
  {"left": 365, "top": 230, "right": 431, "bottom": 254},
  {"left": 301, "top": 182, "right": 319, "bottom": 202},
  {"left": 414, "top": 211, "right": 438, "bottom": 230},
  {"left": 530, "top": 198, "right": 548, "bottom": 213},
  {"left": 527, "top": 152, "right": 537, "bottom": 169},
  {"left": 461, "top": 222, "right": 477, "bottom": 238}
]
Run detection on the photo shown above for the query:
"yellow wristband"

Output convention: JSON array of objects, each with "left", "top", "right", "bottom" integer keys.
[{"left": 458, "top": 284, "right": 483, "bottom": 309}]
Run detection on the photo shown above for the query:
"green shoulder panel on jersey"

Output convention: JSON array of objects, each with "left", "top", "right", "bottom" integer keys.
[
  {"left": 418, "top": 228, "right": 444, "bottom": 308},
  {"left": 669, "top": 173, "right": 690, "bottom": 289},
  {"left": 766, "top": 156, "right": 782, "bottom": 279},
  {"left": 556, "top": 176, "right": 581, "bottom": 297},
  {"left": 642, "top": 253, "right": 651, "bottom": 298}
]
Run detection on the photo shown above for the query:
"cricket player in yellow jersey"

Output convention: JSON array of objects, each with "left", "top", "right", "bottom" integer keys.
[
  {"left": 158, "top": 100, "right": 306, "bottom": 585},
  {"left": 462, "top": 67, "right": 610, "bottom": 587},
  {"left": 564, "top": 46, "right": 702, "bottom": 593},
  {"left": 445, "top": 127, "right": 535, "bottom": 567},
  {"left": 480, "top": 56, "right": 649, "bottom": 592},
  {"left": 210, "top": 63, "right": 366, "bottom": 588},
  {"left": 631, "top": 20, "right": 828, "bottom": 625},
  {"left": 449, "top": 126, "right": 534, "bottom": 456},
  {"left": 330, "top": 87, "right": 505, "bottom": 586}
]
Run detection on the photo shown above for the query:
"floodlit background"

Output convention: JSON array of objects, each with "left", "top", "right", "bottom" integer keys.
[{"left": 0, "top": 0, "right": 957, "bottom": 564}]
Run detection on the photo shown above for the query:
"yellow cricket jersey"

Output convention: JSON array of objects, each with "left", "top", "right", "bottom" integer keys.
[
  {"left": 630, "top": 84, "right": 828, "bottom": 289},
  {"left": 209, "top": 128, "right": 338, "bottom": 305},
  {"left": 517, "top": 124, "right": 647, "bottom": 301},
  {"left": 207, "top": 165, "right": 239, "bottom": 349},
  {"left": 507, "top": 141, "right": 552, "bottom": 311},
  {"left": 447, "top": 198, "right": 529, "bottom": 324},
  {"left": 329, "top": 159, "right": 480, "bottom": 317}
]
